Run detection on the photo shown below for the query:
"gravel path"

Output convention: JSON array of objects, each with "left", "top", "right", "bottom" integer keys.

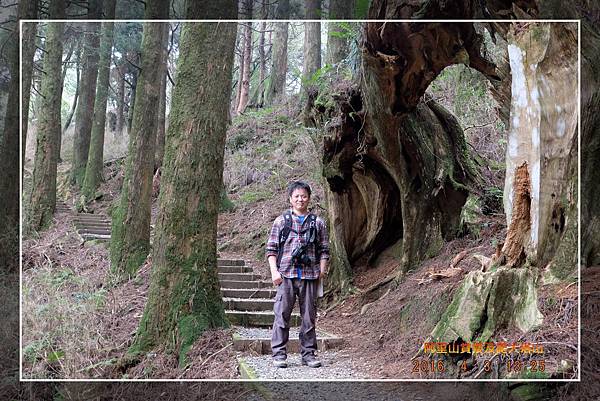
[
  {"left": 240, "top": 351, "right": 369, "bottom": 379},
  {"left": 235, "top": 327, "right": 337, "bottom": 339}
]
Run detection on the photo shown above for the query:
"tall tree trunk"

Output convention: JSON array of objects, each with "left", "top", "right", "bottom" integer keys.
[
  {"left": 154, "top": 23, "right": 170, "bottom": 171},
  {"left": 110, "top": 3, "right": 169, "bottom": 279},
  {"left": 27, "top": 18, "right": 66, "bottom": 231},
  {"left": 326, "top": 0, "right": 354, "bottom": 65},
  {"left": 82, "top": 0, "right": 117, "bottom": 199},
  {"left": 62, "top": 45, "right": 81, "bottom": 135},
  {"left": 234, "top": 28, "right": 245, "bottom": 113},
  {"left": 21, "top": 18, "right": 39, "bottom": 169},
  {"left": 130, "top": 6, "right": 238, "bottom": 365},
  {"left": 302, "top": 0, "right": 321, "bottom": 123},
  {"left": 265, "top": 0, "right": 290, "bottom": 105},
  {"left": 70, "top": 2, "right": 102, "bottom": 187},
  {"left": 257, "top": 20, "right": 267, "bottom": 107},
  {"left": 115, "top": 61, "right": 126, "bottom": 137},
  {"left": 235, "top": 0, "right": 253, "bottom": 114},
  {"left": 126, "top": 53, "right": 139, "bottom": 134},
  {"left": 1, "top": 0, "right": 37, "bottom": 269}
]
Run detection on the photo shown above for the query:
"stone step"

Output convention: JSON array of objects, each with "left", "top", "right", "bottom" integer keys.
[
  {"left": 74, "top": 217, "right": 111, "bottom": 224},
  {"left": 218, "top": 265, "right": 253, "bottom": 274},
  {"left": 221, "top": 288, "right": 277, "bottom": 299},
  {"left": 226, "top": 310, "right": 299, "bottom": 327},
  {"left": 74, "top": 223, "right": 112, "bottom": 230},
  {"left": 77, "top": 228, "right": 112, "bottom": 236},
  {"left": 219, "top": 280, "right": 272, "bottom": 289},
  {"left": 218, "top": 272, "right": 261, "bottom": 282},
  {"left": 218, "top": 259, "right": 245, "bottom": 267},
  {"left": 223, "top": 297, "right": 274, "bottom": 311},
  {"left": 79, "top": 233, "right": 111, "bottom": 241},
  {"left": 232, "top": 327, "right": 344, "bottom": 354}
]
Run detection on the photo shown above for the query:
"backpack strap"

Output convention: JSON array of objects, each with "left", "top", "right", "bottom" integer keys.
[{"left": 277, "top": 211, "right": 294, "bottom": 268}]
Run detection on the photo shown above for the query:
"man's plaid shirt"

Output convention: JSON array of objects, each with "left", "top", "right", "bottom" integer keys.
[{"left": 265, "top": 210, "right": 330, "bottom": 280}]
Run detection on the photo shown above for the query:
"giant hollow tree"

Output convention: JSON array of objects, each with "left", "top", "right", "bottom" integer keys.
[
  {"left": 317, "top": 0, "right": 579, "bottom": 368},
  {"left": 110, "top": 14, "right": 169, "bottom": 278},
  {"left": 129, "top": 13, "right": 238, "bottom": 365}
]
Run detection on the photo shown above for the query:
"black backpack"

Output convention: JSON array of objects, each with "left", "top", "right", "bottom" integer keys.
[{"left": 276, "top": 211, "right": 318, "bottom": 267}]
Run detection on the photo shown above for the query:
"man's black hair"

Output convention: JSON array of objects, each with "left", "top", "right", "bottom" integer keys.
[{"left": 287, "top": 181, "right": 312, "bottom": 197}]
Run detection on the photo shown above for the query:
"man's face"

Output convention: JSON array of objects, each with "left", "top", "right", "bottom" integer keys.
[{"left": 289, "top": 188, "right": 310, "bottom": 213}]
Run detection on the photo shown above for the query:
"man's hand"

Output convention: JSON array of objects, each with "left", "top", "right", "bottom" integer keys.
[{"left": 272, "top": 270, "right": 283, "bottom": 286}]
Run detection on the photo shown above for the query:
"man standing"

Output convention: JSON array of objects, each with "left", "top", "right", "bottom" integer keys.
[{"left": 266, "top": 181, "right": 330, "bottom": 368}]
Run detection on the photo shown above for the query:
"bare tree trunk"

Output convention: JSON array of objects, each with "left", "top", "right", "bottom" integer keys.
[
  {"left": 130, "top": 5, "right": 238, "bottom": 365},
  {"left": 115, "top": 61, "right": 126, "bottom": 137},
  {"left": 154, "top": 23, "right": 169, "bottom": 171},
  {"left": 126, "top": 53, "right": 139, "bottom": 135},
  {"left": 70, "top": 8, "right": 101, "bottom": 186},
  {"left": 1, "top": 0, "right": 37, "bottom": 269},
  {"left": 82, "top": 0, "right": 117, "bottom": 199},
  {"left": 235, "top": 0, "right": 253, "bottom": 114},
  {"left": 21, "top": 17, "right": 38, "bottom": 168},
  {"left": 62, "top": 45, "right": 81, "bottom": 135}
]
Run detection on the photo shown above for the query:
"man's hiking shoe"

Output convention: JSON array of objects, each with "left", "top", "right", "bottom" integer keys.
[
  {"left": 301, "top": 355, "right": 322, "bottom": 368},
  {"left": 272, "top": 358, "right": 288, "bottom": 368}
]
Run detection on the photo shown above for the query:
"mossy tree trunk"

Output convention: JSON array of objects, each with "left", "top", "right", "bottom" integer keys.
[
  {"left": 302, "top": 0, "right": 321, "bottom": 96},
  {"left": 326, "top": 0, "right": 354, "bottom": 65},
  {"left": 265, "top": 0, "right": 290, "bottom": 105},
  {"left": 82, "top": 0, "right": 117, "bottom": 199},
  {"left": 70, "top": 2, "right": 101, "bottom": 187},
  {"left": 110, "top": 7, "right": 169, "bottom": 279},
  {"left": 322, "top": 19, "right": 494, "bottom": 286},
  {"left": 130, "top": 12, "right": 238, "bottom": 365},
  {"left": 27, "top": 15, "right": 66, "bottom": 232}
]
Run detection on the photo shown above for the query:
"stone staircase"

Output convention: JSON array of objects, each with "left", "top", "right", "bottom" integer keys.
[
  {"left": 61, "top": 205, "right": 343, "bottom": 358},
  {"left": 218, "top": 258, "right": 343, "bottom": 356}
]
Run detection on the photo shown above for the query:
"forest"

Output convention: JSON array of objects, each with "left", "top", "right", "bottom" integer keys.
[{"left": 0, "top": 0, "right": 599, "bottom": 400}]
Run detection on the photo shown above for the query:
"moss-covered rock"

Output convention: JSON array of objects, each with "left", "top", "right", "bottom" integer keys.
[{"left": 431, "top": 267, "right": 543, "bottom": 343}]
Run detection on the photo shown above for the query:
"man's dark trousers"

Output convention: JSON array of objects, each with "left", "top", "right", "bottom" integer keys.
[{"left": 271, "top": 277, "right": 319, "bottom": 359}]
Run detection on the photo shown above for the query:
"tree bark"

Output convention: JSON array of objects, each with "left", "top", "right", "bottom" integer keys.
[
  {"left": 235, "top": 0, "right": 253, "bottom": 114},
  {"left": 256, "top": 0, "right": 268, "bottom": 107},
  {"left": 70, "top": 18, "right": 101, "bottom": 187},
  {"left": 265, "top": 0, "right": 290, "bottom": 105},
  {"left": 0, "top": 0, "right": 37, "bottom": 270},
  {"left": 115, "top": 60, "right": 126, "bottom": 137},
  {"left": 126, "top": 52, "right": 140, "bottom": 135},
  {"left": 110, "top": 1, "right": 169, "bottom": 278},
  {"left": 27, "top": 19, "right": 65, "bottom": 231},
  {"left": 302, "top": 0, "right": 321, "bottom": 109},
  {"left": 154, "top": 23, "right": 170, "bottom": 171},
  {"left": 21, "top": 17, "right": 38, "bottom": 168},
  {"left": 62, "top": 45, "right": 81, "bottom": 135},
  {"left": 130, "top": 14, "right": 238, "bottom": 364},
  {"left": 326, "top": 0, "right": 354, "bottom": 65},
  {"left": 82, "top": 0, "right": 117, "bottom": 199},
  {"left": 318, "top": 17, "right": 500, "bottom": 290}
]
